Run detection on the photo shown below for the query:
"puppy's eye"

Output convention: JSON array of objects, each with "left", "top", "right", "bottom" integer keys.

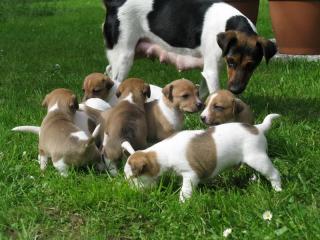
[
  {"left": 213, "top": 105, "right": 225, "bottom": 112},
  {"left": 181, "top": 94, "right": 189, "bottom": 99},
  {"left": 227, "top": 59, "right": 237, "bottom": 68},
  {"left": 82, "top": 88, "right": 85, "bottom": 93}
]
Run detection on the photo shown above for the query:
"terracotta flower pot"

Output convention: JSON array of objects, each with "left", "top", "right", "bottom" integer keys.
[
  {"left": 225, "top": 0, "right": 260, "bottom": 25},
  {"left": 269, "top": 0, "right": 320, "bottom": 55}
]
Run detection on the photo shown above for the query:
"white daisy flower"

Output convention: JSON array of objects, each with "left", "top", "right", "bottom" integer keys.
[
  {"left": 263, "top": 210, "right": 273, "bottom": 221},
  {"left": 223, "top": 228, "right": 232, "bottom": 238},
  {"left": 250, "top": 174, "right": 257, "bottom": 181},
  {"left": 22, "top": 151, "right": 27, "bottom": 157}
]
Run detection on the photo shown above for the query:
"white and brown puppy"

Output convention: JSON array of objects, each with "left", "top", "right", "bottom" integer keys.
[
  {"left": 201, "top": 90, "right": 254, "bottom": 126},
  {"left": 123, "top": 114, "right": 281, "bottom": 202},
  {"left": 145, "top": 79, "right": 203, "bottom": 142},
  {"left": 13, "top": 88, "right": 105, "bottom": 176},
  {"left": 101, "top": 78, "right": 150, "bottom": 175},
  {"left": 83, "top": 72, "right": 162, "bottom": 106}
]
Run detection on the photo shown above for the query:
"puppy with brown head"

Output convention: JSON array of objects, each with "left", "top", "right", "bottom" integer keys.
[
  {"left": 82, "top": 73, "right": 115, "bottom": 102},
  {"left": 145, "top": 79, "right": 203, "bottom": 142},
  {"left": 100, "top": 78, "right": 150, "bottom": 176},
  {"left": 200, "top": 90, "right": 254, "bottom": 126},
  {"left": 36, "top": 88, "right": 105, "bottom": 176},
  {"left": 217, "top": 31, "right": 277, "bottom": 94}
]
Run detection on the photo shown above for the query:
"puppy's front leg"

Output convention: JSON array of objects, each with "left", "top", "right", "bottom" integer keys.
[{"left": 179, "top": 173, "right": 199, "bottom": 202}]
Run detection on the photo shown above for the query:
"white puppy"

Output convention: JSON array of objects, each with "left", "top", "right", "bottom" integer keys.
[{"left": 123, "top": 114, "right": 282, "bottom": 202}]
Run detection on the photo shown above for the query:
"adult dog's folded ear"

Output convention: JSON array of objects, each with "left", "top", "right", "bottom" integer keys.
[
  {"left": 257, "top": 38, "right": 277, "bottom": 64},
  {"left": 217, "top": 31, "right": 238, "bottom": 56}
]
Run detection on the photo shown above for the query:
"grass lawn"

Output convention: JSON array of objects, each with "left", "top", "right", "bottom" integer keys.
[{"left": 1, "top": 0, "right": 320, "bottom": 239}]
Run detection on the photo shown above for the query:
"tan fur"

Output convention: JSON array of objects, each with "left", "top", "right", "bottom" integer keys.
[
  {"left": 145, "top": 79, "right": 201, "bottom": 142},
  {"left": 145, "top": 100, "right": 176, "bottom": 141},
  {"left": 39, "top": 89, "right": 103, "bottom": 171},
  {"left": 186, "top": 128, "right": 217, "bottom": 179},
  {"left": 203, "top": 90, "right": 253, "bottom": 125},
  {"left": 82, "top": 73, "right": 114, "bottom": 101},
  {"left": 101, "top": 78, "right": 149, "bottom": 166},
  {"left": 241, "top": 123, "right": 259, "bottom": 135},
  {"left": 127, "top": 151, "right": 159, "bottom": 177}
]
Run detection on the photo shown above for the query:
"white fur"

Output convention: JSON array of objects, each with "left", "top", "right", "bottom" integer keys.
[
  {"left": 105, "top": 1, "right": 256, "bottom": 93},
  {"left": 200, "top": 92, "right": 217, "bottom": 119},
  {"left": 122, "top": 141, "right": 136, "bottom": 155},
  {"left": 84, "top": 98, "right": 111, "bottom": 111},
  {"left": 39, "top": 155, "right": 48, "bottom": 171},
  {"left": 92, "top": 124, "right": 101, "bottom": 139},
  {"left": 53, "top": 158, "right": 69, "bottom": 177},
  {"left": 123, "top": 92, "right": 134, "bottom": 103},
  {"left": 73, "top": 111, "right": 92, "bottom": 135},
  {"left": 48, "top": 102, "right": 59, "bottom": 112},
  {"left": 158, "top": 96, "right": 183, "bottom": 130},
  {"left": 12, "top": 126, "right": 40, "bottom": 135},
  {"left": 124, "top": 114, "right": 281, "bottom": 202},
  {"left": 70, "top": 131, "right": 89, "bottom": 141}
]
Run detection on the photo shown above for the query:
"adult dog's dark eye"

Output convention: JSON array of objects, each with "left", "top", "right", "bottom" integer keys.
[
  {"left": 181, "top": 94, "right": 189, "bottom": 99},
  {"left": 213, "top": 105, "right": 225, "bottom": 112},
  {"left": 246, "top": 62, "right": 255, "bottom": 70},
  {"left": 82, "top": 88, "right": 85, "bottom": 92},
  {"left": 227, "top": 59, "right": 237, "bottom": 68}
]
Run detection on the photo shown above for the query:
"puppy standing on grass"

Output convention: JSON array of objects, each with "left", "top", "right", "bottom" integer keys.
[
  {"left": 123, "top": 114, "right": 281, "bottom": 202},
  {"left": 145, "top": 79, "right": 203, "bottom": 142},
  {"left": 101, "top": 78, "right": 150, "bottom": 176},
  {"left": 13, "top": 89, "right": 105, "bottom": 176},
  {"left": 201, "top": 89, "right": 254, "bottom": 125},
  {"left": 82, "top": 72, "right": 163, "bottom": 106}
]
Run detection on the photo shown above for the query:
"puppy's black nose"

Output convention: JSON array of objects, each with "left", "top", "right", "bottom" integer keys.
[
  {"left": 197, "top": 102, "right": 204, "bottom": 110},
  {"left": 200, "top": 116, "right": 206, "bottom": 123}
]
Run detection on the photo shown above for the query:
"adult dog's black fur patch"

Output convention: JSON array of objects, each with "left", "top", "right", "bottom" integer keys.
[
  {"left": 147, "top": 0, "right": 220, "bottom": 48},
  {"left": 225, "top": 15, "right": 256, "bottom": 36},
  {"left": 102, "top": 0, "right": 127, "bottom": 49}
]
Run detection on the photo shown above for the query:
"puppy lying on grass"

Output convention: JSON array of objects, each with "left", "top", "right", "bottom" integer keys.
[
  {"left": 12, "top": 88, "right": 105, "bottom": 176},
  {"left": 122, "top": 114, "right": 281, "bottom": 202}
]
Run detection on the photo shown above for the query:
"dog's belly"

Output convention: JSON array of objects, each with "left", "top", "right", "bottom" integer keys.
[{"left": 147, "top": 0, "right": 216, "bottom": 49}]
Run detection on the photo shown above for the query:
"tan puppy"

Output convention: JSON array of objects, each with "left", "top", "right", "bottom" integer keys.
[
  {"left": 145, "top": 79, "right": 203, "bottom": 142},
  {"left": 100, "top": 78, "right": 150, "bottom": 175},
  {"left": 82, "top": 73, "right": 115, "bottom": 102},
  {"left": 36, "top": 89, "right": 104, "bottom": 176},
  {"left": 200, "top": 90, "right": 254, "bottom": 126}
]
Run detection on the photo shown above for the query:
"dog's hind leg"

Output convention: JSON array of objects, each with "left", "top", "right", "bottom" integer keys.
[
  {"left": 244, "top": 154, "right": 282, "bottom": 192},
  {"left": 179, "top": 173, "right": 199, "bottom": 202}
]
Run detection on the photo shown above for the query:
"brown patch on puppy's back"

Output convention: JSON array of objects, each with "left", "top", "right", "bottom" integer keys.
[
  {"left": 186, "top": 128, "right": 217, "bottom": 179},
  {"left": 241, "top": 123, "right": 259, "bottom": 135}
]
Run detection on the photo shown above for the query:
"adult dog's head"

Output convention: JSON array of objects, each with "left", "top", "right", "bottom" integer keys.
[{"left": 217, "top": 31, "right": 277, "bottom": 94}]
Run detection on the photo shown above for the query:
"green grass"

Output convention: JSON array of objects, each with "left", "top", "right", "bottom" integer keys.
[{"left": 1, "top": 0, "right": 320, "bottom": 239}]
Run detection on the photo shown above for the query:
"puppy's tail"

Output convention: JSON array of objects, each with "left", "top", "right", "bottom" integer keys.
[
  {"left": 12, "top": 126, "right": 40, "bottom": 135},
  {"left": 256, "top": 114, "right": 280, "bottom": 133}
]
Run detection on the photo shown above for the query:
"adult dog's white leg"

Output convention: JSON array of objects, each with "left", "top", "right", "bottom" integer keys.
[
  {"left": 202, "top": 54, "right": 223, "bottom": 93},
  {"left": 112, "top": 48, "right": 135, "bottom": 83}
]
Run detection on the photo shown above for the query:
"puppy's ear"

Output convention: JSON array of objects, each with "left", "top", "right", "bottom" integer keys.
[
  {"left": 217, "top": 31, "right": 238, "bottom": 56},
  {"left": 69, "top": 95, "right": 79, "bottom": 112},
  {"left": 233, "top": 98, "right": 244, "bottom": 115},
  {"left": 143, "top": 84, "right": 151, "bottom": 98},
  {"left": 162, "top": 84, "right": 174, "bottom": 101},
  {"left": 131, "top": 158, "right": 148, "bottom": 177},
  {"left": 257, "top": 38, "right": 277, "bottom": 64},
  {"left": 41, "top": 94, "right": 49, "bottom": 108},
  {"left": 104, "top": 76, "right": 114, "bottom": 90}
]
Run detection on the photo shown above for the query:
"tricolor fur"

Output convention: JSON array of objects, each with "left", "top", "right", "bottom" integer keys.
[{"left": 102, "top": 0, "right": 277, "bottom": 94}]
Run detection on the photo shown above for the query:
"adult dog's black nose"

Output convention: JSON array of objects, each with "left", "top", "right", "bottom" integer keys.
[{"left": 229, "top": 85, "right": 244, "bottom": 95}]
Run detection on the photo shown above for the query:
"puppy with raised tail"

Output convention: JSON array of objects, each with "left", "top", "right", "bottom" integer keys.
[
  {"left": 83, "top": 72, "right": 162, "bottom": 106},
  {"left": 101, "top": 78, "right": 150, "bottom": 176},
  {"left": 123, "top": 114, "right": 281, "bottom": 202},
  {"left": 13, "top": 89, "right": 105, "bottom": 176},
  {"left": 145, "top": 79, "right": 203, "bottom": 142},
  {"left": 201, "top": 90, "right": 254, "bottom": 126}
]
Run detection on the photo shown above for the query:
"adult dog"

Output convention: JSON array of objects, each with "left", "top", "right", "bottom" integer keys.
[{"left": 102, "top": 0, "right": 277, "bottom": 94}]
